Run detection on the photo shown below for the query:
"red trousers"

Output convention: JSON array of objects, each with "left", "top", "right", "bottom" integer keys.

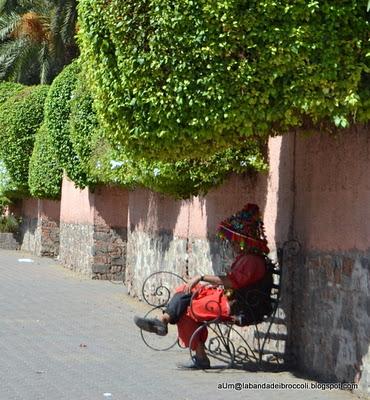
[{"left": 174, "top": 284, "right": 231, "bottom": 350}]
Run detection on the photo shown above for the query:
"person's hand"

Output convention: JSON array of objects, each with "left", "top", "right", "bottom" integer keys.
[{"left": 184, "top": 275, "right": 201, "bottom": 294}]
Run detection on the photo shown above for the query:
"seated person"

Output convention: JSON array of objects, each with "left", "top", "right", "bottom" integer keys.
[{"left": 134, "top": 203, "right": 270, "bottom": 369}]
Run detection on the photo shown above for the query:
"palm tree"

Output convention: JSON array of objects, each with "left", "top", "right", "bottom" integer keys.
[{"left": 0, "top": 0, "right": 78, "bottom": 84}]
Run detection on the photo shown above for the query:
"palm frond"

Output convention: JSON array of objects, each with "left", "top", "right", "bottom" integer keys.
[
  {"left": 39, "top": 41, "right": 51, "bottom": 84},
  {"left": 0, "top": 37, "right": 29, "bottom": 79},
  {"left": 0, "top": 37, "right": 41, "bottom": 83},
  {"left": 0, "top": 0, "right": 77, "bottom": 83},
  {"left": 0, "top": 12, "right": 20, "bottom": 41},
  {"left": 0, "top": 0, "right": 6, "bottom": 12},
  {"left": 60, "top": 0, "right": 77, "bottom": 45},
  {"left": 13, "top": 39, "right": 41, "bottom": 83},
  {"left": 0, "top": 0, "right": 18, "bottom": 14},
  {"left": 25, "top": 0, "right": 52, "bottom": 17}
]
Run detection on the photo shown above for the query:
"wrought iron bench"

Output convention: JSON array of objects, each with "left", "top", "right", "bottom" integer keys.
[{"left": 138, "top": 240, "right": 300, "bottom": 370}]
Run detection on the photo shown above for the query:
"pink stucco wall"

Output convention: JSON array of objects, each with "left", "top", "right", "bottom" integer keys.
[
  {"left": 294, "top": 127, "right": 370, "bottom": 251},
  {"left": 15, "top": 198, "right": 60, "bottom": 221},
  {"left": 21, "top": 198, "right": 39, "bottom": 218},
  {"left": 60, "top": 177, "right": 128, "bottom": 227},
  {"left": 94, "top": 186, "right": 128, "bottom": 228},
  {"left": 39, "top": 199, "right": 60, "bottom": 221},
  {"left": 128, "top": 188, "right": 186, "bottom": 234},
  {"left": 60, "top": 176, "right": 94, "bottom": 224}
]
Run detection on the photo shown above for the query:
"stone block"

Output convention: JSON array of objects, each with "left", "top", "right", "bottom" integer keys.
[
  {"left": 94, "top": 225, "right": 111, "bottom": 233},
  {"left": 342, "top": 257, "right": 354, "bottom": 277},
  {"left": 0, "top": 233, "right": 20, "bottom": 250},
  {"left": 93, "top": 255, "right": 109, "bottom": 264},
  {"left": 333, "top": 266, "right": 342, "bottom": 285},
  {"left": 110, "top": 265, "right": 123, "bottom": 273},
  {"left": 92, "top": 264, "right": 109, "bottom": 274},
  {"left": 94, "top": 232, "right": 110, "bottom": 241},
  {"left": 111, "top": 256, "right": 123, "bottom": 266},
  {"left": 308, "top": 256, "right": 321, "bottom": 269},
  {"left": 93, "top": 242, "right": 108, "bottom": 253},
  {"left": 322, "top": 257, "right": 334, "bottom": 282}
]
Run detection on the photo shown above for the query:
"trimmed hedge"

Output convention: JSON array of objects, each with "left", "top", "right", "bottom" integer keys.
[
  {"left": 0, "top": 83, "right": 25, "bottom": 198},
  {"left": 78, "top": 0, "right": 370, "bottom": 162},
  {"left": 0, "top": 85, "right": 49, "bottom": 195},
  {"left": 68, "top": 76, "right": 99, "bottom": 186},
  {"left": 44, "top": 60, "right": 90, "bottom": 188},
  {"left": 28, "top": 123, "right": 63, "bottom": 199},
  {"left": 0, "top": 82, "right": 24, "bottom": 105},
  {"left": 0, "top": 160, "right": 15, "bottom": 208}
]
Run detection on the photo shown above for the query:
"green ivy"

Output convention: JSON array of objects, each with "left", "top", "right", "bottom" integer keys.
[
  {"left": 78, "top": 0, "right": 370, "bottom": 161},
  {"left": 44, "top": 60, "right": 90, "bottom": 188},
  {"left": 0, "top": 85, "right": 49, "bottom": 196},
  {"left": 68, "top": 75, "right": 99, "bottom": 187},
  {"left": 28, "top": 123, "right": 63, "bottom": 199}
]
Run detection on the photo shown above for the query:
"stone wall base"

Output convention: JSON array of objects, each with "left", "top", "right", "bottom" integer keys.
[
  {"left": 39, "top": 218, "right": 60, "bottom": 257},
  {"left": 92, "top": 225, "right": 127, "bottom": 280},
  {"left": 0, "top": 232, "right": 20, "bottom": 250},
  {"left": 59, "top": 223, "right": 94, "bottom": 276},
  {"left": 20, "top": 217, "right": 40, "bottom": 255},
  {"left": 59, "top": 222, "right": 126, "bottom": 280},
  {"left": 290, "top": 251, "right": 370, "bottom": 392},
  {"left": 20, "top": 216, "right": 60, "bottom": 258}
]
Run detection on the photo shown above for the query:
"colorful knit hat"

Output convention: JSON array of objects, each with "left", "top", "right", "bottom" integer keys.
[{"left": 218, "top": 203, "right": 269, "bottom": 255}]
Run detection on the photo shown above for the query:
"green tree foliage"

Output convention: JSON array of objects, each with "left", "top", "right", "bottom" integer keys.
[
  {"left": 28, "top": 123, "right": 62, "bottom": 199},
  {"left": 66, "top": 68, "right": 267, "bottom": 198},
  {"left": 0, "top": 0, "right": 78, "bottom": 84},
  {"left": 0, "top": 84, "right": 49, "bottom": 195},
  {"left": 78, "top": 0, "right": 370, "bottom": 162},
  {"left": 44, "top": 60, "right": 91, "bottom": 188}
]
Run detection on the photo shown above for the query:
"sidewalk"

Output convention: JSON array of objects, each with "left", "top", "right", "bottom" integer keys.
[{"left": 0, "top": 250, "right": 364, "bottom": 400}]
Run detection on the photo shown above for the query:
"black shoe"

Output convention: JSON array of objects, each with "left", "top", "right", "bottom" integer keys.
[
  {"left": 177, "top": 356, "right": 211, "bottom": 370},
  {"left": 134, "top": 316, "right": 168, "bottom": 336}
]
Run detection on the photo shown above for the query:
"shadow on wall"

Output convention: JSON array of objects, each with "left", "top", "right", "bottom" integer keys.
[
  {"left": 274, "top": 132, "right": 297, "bottom": 368},
  {"left": 88, "top": 185, "right": 129, "bottom": 281},
  {"left": 204, "top": 171, "right": 269, "bottom": 275},
  {"left": 127, "top": 187, "right": 183, "bottom": 252},
  {"left": 92, "top": 185, "right": 128, "bottom": 228},
  {"left": 126, "top": 188, "right": 185, "bottom": 297},
  {"left": 17, "top": 198, "right": 39, "bottom": 253}
]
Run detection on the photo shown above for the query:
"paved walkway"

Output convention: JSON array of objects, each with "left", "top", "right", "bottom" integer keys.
[{"left": 0, "top": 250, "right": 364, "bottom": 400}]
